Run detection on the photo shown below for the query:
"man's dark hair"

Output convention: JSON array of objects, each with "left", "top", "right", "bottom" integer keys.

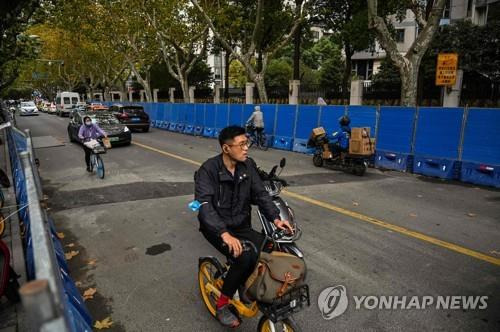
[{"left": 218, "top": 126, "right": 246, "bottom": 147}]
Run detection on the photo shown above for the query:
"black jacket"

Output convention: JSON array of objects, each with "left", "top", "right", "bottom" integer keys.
[{"left": 194, "top": 154, "right": 280, "bottom": 236}]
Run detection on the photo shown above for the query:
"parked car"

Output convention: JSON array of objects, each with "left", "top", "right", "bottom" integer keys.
[
  {"left": 67, "top": 111, "right": 131, "bottom": 146},
  {"left": 108, "top": 104, "right": 150, "bottom": 132},
  {"left": 47, "top": 102, "right": 57, "bottom": 114},
  {"left": 18, "top": 101, "right": 39, "bottom": 116}
]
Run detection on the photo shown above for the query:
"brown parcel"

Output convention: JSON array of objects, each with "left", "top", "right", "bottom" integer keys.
[{"left": 351, "top": 127, "right": 371, "bottom": 140}]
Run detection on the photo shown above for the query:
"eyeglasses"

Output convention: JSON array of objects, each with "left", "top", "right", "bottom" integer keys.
[{"left": 227, "top": 140, "right": 250, "bottom": 149}]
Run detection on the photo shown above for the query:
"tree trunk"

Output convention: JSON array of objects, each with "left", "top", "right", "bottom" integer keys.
[
  {"left": 399, "top": 61, "right": 419, "bottom": 106},
  {"left": 293, "top": 22, "right": 302, "bottom": 80},
  {"left": 179, "top": 74, "right": 190, "bottom": 103},
  {"left": 254, "top": 74, "right": 268, "bottom": 104},
  {"left": 224, "top": 51, "right": 231, "bottom": 100},
  {"left": 342, "top": 44, "right": 353, "bottom": 104}
]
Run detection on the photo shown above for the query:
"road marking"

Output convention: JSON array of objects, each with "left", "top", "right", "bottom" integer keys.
[
  {"left": 132, "top": 141, "right": 201, "bottom": 166},
  {"left": 132, "top": 140, "right": 500, "bottom": 267}
]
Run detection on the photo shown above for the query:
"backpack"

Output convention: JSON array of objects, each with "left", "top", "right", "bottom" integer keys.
[{"left": 244, "top": 251, "right": 306, "bottom": 304}]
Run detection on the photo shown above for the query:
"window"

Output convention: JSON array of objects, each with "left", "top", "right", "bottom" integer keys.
[
  {"left": 395, "top": 29, "right": 405, "bottom": 43},
  {"left": 71, "top": 97, "right": 78, "bottom": 104},
  {"left": 442, "top": 0, "right": 451, "bottom": 18},
  {"left": 56, "top": 97, "right": 61, "bottom": 104},
  {"left": 467, "top": 0, "right": 473, "bottom": 17},
  {"left": 312, "top": 30, "right": 320, "bottom": 40},
  {"left": 63, "top": 97, "right": 70, "bottom": 104}
]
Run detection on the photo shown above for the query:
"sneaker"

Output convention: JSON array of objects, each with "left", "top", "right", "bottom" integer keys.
[
  {"left": 86, "top": 166, "right": 91, "bottom": 172},
  {"left": 216, "top": 304, "right": 240, "bottom": 328}
]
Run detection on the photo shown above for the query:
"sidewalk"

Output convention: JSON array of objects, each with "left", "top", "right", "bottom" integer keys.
[{"left": 0, "top": 131, "right": 27, "bottom": 332}]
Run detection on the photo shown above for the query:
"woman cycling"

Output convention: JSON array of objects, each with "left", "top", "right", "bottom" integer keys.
[{"left": 78, "top": 116, "right": 107, "bottom": 172}]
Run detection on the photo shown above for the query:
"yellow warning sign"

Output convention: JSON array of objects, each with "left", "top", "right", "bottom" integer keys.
[{"left": 436, "top": 53, "right": 458, "bottom": 86}]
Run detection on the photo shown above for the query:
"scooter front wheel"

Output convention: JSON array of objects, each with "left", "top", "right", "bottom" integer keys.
[
  {"left": 258, "top": 316, "right": 301, "bottom": 332},
  {"left": 312, "top": 154, "right": 323, "bottom": 167}
]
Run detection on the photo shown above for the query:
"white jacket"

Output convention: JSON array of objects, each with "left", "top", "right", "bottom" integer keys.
[{"left": 247, "top": 110, "right": 264, "bottom": 128}]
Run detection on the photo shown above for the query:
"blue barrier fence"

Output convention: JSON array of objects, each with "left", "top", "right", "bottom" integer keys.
[
  {"left": 99, "top": 101, "right": 500, "bottom": 188},
  {"left": 7, "top": 127, "right": 93, "bottom": 331}
]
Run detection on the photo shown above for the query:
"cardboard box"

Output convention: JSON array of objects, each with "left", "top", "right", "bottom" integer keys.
[
  {"left": 351, "top": 127, "right": 370, "bottom": 140},
  {"left": 322, "top": 151, "right": 332, "bottom": 159},
  {"left": 311, "top": 127, "right": 326, "bottom": 139},
  {"left": 102, "top": 137, "right": 112, "bottom": 149},
  {"left": 349, "top": 137, "right": 375, "bottom": 155}
]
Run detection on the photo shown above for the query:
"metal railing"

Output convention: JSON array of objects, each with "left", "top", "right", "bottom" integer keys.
[{"left": 2, "top": 106, "right": 92, "bottom": 331}]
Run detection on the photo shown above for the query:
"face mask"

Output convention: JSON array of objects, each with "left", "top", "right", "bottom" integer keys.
[{"left": 85, "top": 121, "right": 92, "bottom": 126}]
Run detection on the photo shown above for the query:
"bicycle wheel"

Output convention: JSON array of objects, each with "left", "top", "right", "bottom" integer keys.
[
  {"left": 259, "top": 133, "right": 269, "bottom": 151},
  {"left": 89, "top": 154, "right": 95, "bottom": 172},
  {"left": 198, "top": 257, "right": 224, "bottom": 317},
  {"left": 95, "top": 155, "right": 105, "bottom": 179},
  {"left": 0, "top": 190, "right": 4, "bottom": 209},
  {"left": 258, "top": 316, "right": 301, "bottom": 332},
  {"left": 0, "top": 212, "right": 5, "bottom": 237}
]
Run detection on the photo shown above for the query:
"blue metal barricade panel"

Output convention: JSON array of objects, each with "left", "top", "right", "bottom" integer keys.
[
  {"left": 462, "top": 108, "right": 500, "bottom": 165},
  {"left": 275, "top": 105, "right": 296, "bottom": 138},
  {"left": 203, "top": 127, "right": 215, "bottom": 138},
  {"left": 195, "top": 104, "right": 205, "bottom": 126},
  {"left": 295, "top": 105, "right": 320, "bottom": 139},
  {"left": 413, "top": 156, "right": 461, "bottom": 180},
  {"left": 168, "top": 123, "right": 178, "bottom": 131},
  {"left": 374, "top": 150, "right": 414, "bottom": 172},
  {"left": 414, "top": 107, "right": 464, "bottom": 159},
  {"left": 215, "top": 104, "right": 229, "bottom": 130},
  {"left": 460, "top": 161, "right": 500, "bottom": 188},
  {"left": 377, "top": 107, "right": 416, "bottom": 153},
  {"left": 347, "top": 105, "right": 376, "bottom": 135},
  {"left": 176, "top": 123, "right": 186, "bottom": 133},
  {"left": 319, "top": 105, "right": 345, "bottom": 136},
  {"left": 260, "top": 104, "right": 277, "bottom": 135},
  {"left": 194, "top": 126, "right": 203, "bottom": 136},
  {"left": 205, "top": 104, "right": 216, "bottom": 128},
  {"left": 160, "top": 121, "right": 170, "bottom": 130},
  {"left": 185, "top": 104, "right": 195, "bottom": 125},
  {"left": 273, "top": 137, "right": 293, "bottom": 151},
  {"left": 292, "top": 138, "right": 315, "bottom": 154},
  {"left": 229, "top": 104, "right": 243, "bottom": 126},
  {"left": 184, "top": 124, "right": 195, "bottom": 135}
]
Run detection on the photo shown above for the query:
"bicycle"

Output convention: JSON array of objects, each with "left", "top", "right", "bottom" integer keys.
[
  {"left": 198, "top": 231, "right": 309, "bottom": 332},
  {"left": 84, "top": 139, "right": 106, "bottom": 179},
  {"left": 246, "top": 125, "right": 269, "bottom": 151}
]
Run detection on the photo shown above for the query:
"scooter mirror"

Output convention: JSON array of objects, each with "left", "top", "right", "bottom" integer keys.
[{"left": 280, "top": 158, "right": 286, "bottom": 168}]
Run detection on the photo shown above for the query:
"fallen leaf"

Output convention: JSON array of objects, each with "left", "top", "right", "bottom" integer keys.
[
  {"left": 75, "top": 281, "right": 83, "bottom": 287},
  {"left": 65, "top": 243, "right": 75, "bottom": 248},
  {"left": 94, "top": 317, "right": 113, "bottom": 329},
  {"left": 467, "top": 213, "right": 476, "bottom": 218},
  {"left": 65, "top": 251, "right": 79, "bottom": 260},
  {"left": 87, "top": 259, "right": 97, "bottom": 266},
  {"left": 409, "top": 213, "right": 418, "bottom": 218},
  {"left": 57, "top": 232, "right": 65, "bottom": 239},
  {"left": 83, "top": 288, "right": 97, "bottom": 300},
  {"left": 352, "top": 201, "right": 359, "bottom": 206}
]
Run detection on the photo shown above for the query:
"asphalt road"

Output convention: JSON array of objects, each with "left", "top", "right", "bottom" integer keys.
[{"left": 16, "top": 112, "right": 500, "bottom": 332}]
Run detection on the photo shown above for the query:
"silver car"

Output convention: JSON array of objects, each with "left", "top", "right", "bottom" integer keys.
[{"left": 19, "top": 101, "right": 39, "bottom": 116}]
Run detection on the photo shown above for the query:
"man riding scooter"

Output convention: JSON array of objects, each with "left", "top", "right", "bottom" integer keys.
[{"left": 329, "top": 115, "right": 351, "bottom": 158}]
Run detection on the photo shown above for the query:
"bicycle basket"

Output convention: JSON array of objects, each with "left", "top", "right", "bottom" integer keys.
[
  {"left": 92, "top": 145, "right": 106, "bottom": 154},
  {"left": 257, "top": 284, "right": 310, "bottom": 323}
]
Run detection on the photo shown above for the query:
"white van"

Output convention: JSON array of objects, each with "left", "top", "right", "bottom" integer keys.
[{"left": 55, "top": 92, "right": 80, "bottom": 117}]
